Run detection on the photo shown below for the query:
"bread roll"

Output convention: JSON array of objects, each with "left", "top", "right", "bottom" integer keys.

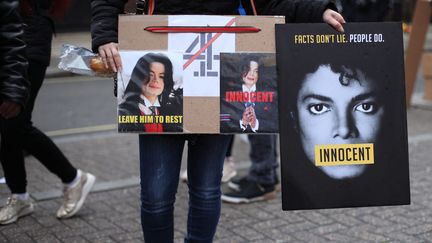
[{"left": 90, "top": 57, "right": 114, "bottom": 75}]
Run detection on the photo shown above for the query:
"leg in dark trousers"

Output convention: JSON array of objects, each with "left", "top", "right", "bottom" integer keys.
[
  {"left": 0, "top": 61, "right": 77, "bottom": 194},
  {"left": 247, "top": 134, "right": 278, "bottom": 186},
  {"left": 221, "top": 134, "right": 279, "bottom": 204}
]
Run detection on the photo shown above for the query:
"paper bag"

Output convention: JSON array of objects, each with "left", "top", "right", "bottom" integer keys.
[{"left": 117, "top": 15, "right": 284, "bottom": 134}]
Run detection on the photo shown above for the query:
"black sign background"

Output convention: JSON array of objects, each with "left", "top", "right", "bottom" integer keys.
[{"left": 276, "top": 23, "right": 410, "bottom": 210}]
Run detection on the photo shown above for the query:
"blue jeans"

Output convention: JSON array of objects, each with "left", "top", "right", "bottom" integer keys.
[
  {"left": 247, "top": 134, "right": 279, "bottom": 185},
  {"left": 139, "top": 134, "right": 231, "bottom": 243}
]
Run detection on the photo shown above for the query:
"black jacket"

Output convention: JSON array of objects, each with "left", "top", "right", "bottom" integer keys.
[
  {"left": 341, "top": 0, "right": 390, "bottom": 22},
  {"left": 0, "top": 0, "right": 29, "bottom": 108},
  {"left": 91, "top": 0, "right": 335, "bottom": 52},
  {"left": 21, "top": 0, "right": 54, "bottom": 66}
]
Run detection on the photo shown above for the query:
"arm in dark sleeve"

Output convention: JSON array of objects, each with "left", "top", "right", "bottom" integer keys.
[
  {"left": 241, "top": 0, "right": 336, "bottom": 23},
  {"left": 0, "top": 0, "right": 29, "bottom": 107},
  {"left": 90, "top": 0, "right": 127, "bottom": 52}
]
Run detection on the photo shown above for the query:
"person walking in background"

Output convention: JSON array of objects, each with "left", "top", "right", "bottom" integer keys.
[
  {"left": 0, "top": 0, "right": 95, "bottom": 225},
  {"left": 0, "top": 0, "right": 30, "bottom": 223},
  {"left": 0, "top": 0, "right": 29, "bottom": 208},
  {"left": 91, "top": 0, "right": 345, "bottom": 241}
]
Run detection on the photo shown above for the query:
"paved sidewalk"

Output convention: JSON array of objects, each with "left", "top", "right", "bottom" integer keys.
[{"left": 1, "top": 108, "right": 432, "bottom": 242}]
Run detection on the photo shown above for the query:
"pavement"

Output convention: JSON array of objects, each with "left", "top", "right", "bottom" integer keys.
[{"left": 1, "top": 27, "right": 432, "bottom": 242}]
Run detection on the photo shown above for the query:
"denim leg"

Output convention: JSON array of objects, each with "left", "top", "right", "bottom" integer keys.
[
  {"left": 247, "top": 134, "right": 278, "bottom": 185},
  {"left": 139, "top": 135, "right": 185, "bottom": 243},
  {"left": 186, "top": 135, "right": 231, "bottom": 243}
]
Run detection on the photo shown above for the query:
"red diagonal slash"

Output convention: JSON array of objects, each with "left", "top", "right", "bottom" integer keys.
[
  {"left": 144, "top": 26, "right": 261, "bottom": 33},
  {"left": 183, "top": 18, "right": 236, "bottom": 70}
]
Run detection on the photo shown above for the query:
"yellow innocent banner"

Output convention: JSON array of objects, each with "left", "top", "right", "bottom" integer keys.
[{"left": 314, "top": 143, "right": 374, "bottom": 166}]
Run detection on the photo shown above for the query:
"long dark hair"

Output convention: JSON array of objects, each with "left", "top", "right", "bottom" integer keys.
[
  {"left": 239, "top": 57, "right": 262, "bottom": 81},
  {"left": 122, "top": 53, "right": 174, "bottom": 106}
]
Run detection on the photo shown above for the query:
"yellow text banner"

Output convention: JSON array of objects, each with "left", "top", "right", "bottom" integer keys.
[{"left": 315, "top": 143, "right": 374, "bottom": 166}]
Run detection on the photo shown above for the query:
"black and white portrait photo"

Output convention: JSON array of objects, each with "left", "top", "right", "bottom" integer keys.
[{"left": 276, "top": 23, "right": 410, "bottom": 210}]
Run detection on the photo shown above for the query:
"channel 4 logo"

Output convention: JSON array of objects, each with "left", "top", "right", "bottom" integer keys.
[{"left": 183, "top": 33, "right": 219, "bottom": 77}]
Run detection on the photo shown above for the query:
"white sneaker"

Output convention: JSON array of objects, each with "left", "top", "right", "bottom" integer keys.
[
  {"left": 0, "top": 195, "right": 34, "bottom": 225},
  {"left": 56, "top": 171, "right": 95, "bottom": 219},
  {"left": 222, "top": 157, "right": 237, "bottom": 183}
]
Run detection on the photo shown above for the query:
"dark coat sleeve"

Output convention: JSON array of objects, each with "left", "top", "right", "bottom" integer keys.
[
  {"left": 242, "top": 0, "right": 335, "bottom": 23},
  {"left": 0, "top": 0, "right": 29, "bottom": 107},
  {"left": 90, "top": 0, "right": 127, "bottom": 52}
]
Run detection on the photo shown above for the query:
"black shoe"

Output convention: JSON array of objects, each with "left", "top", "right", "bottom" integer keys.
[
  {"left": 227, "top": 176, "right": 249, "bottom": 191},
  {"left": 222, "top": 180, "right": 276, "bottom": 204}
]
